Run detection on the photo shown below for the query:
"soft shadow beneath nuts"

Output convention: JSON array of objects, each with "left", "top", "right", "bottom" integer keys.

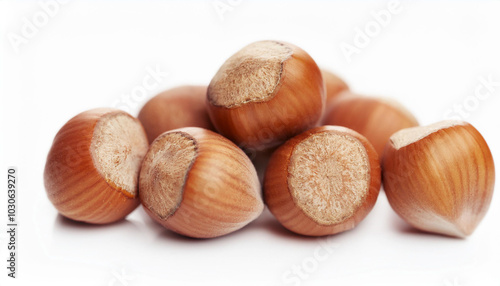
[
  {"left": 152, "top": 208, "right": 354, "bottom": 242},
  {"left": 156, "top": 228, "right": 216, "bottom": 243},
  {"left": 152, "top": 208, "right": 314, "bottom": 242},
  {"left": 236, "top": 208, "right": 305, "bottom": 239},
  {"left": 55, "top": 214, "right": 132, "bottom": 229},
  {"left": 251, "top": 209, "right": 355, "bottom": 242},
  {"left": 391, "top": 214, "right": 465, "bottom": 240},
  {"left": 53, "top": 213, "right": 142, "bottom": 236},
  {"left": 137, "top": 206, "right": 165, "bottom": 233}
]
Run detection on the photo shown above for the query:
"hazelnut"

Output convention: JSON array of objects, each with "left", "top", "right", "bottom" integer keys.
[
  {"left": 207, "top": 40, "right": 325, "bottom": 150},
  {"left": 320, "top": 69, "right": 349, "bottom": 105},
  {"left": 44, "top": 108, "right": 149, "bottom": 224},
  {"left": 138, "top": 85, "right": 214, "bottom": 143},
  {"left": 323, "top": 95, "right": 418, "bottom": 158},
  {"left": 139, "top": 127, "right": 264, "bottom": 238},
  {"left": 264, "top": 126, "right": 381, "bottom": 236},
  {"left": 383, "top": 120, "right": 495, "bottom": 238}
]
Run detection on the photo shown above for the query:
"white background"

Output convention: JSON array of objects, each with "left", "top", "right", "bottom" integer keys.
[{"left": 1, "top": 1, "right": 500, "bottom": 285}]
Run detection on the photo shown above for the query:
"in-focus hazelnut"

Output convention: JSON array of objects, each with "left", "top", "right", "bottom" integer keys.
[
  {"left": 264, "top": 126, "right": 381, "bottom": 236},
  {"left": 44, "top": 108, "right": 149, "bottom": 224},
  {"left": 139, "top": 127, "right": 264, "bottom": 238},
  {"left": 383, "top": 120, "right": 495, "bottom": 238},
  {"left": 207, "top": 40, "right": 325, "bottom": 150}
]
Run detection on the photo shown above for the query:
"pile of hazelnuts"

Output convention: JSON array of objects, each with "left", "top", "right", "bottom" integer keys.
[{"left": 44, "top": 40, "right": 495, "bottom": 239}]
